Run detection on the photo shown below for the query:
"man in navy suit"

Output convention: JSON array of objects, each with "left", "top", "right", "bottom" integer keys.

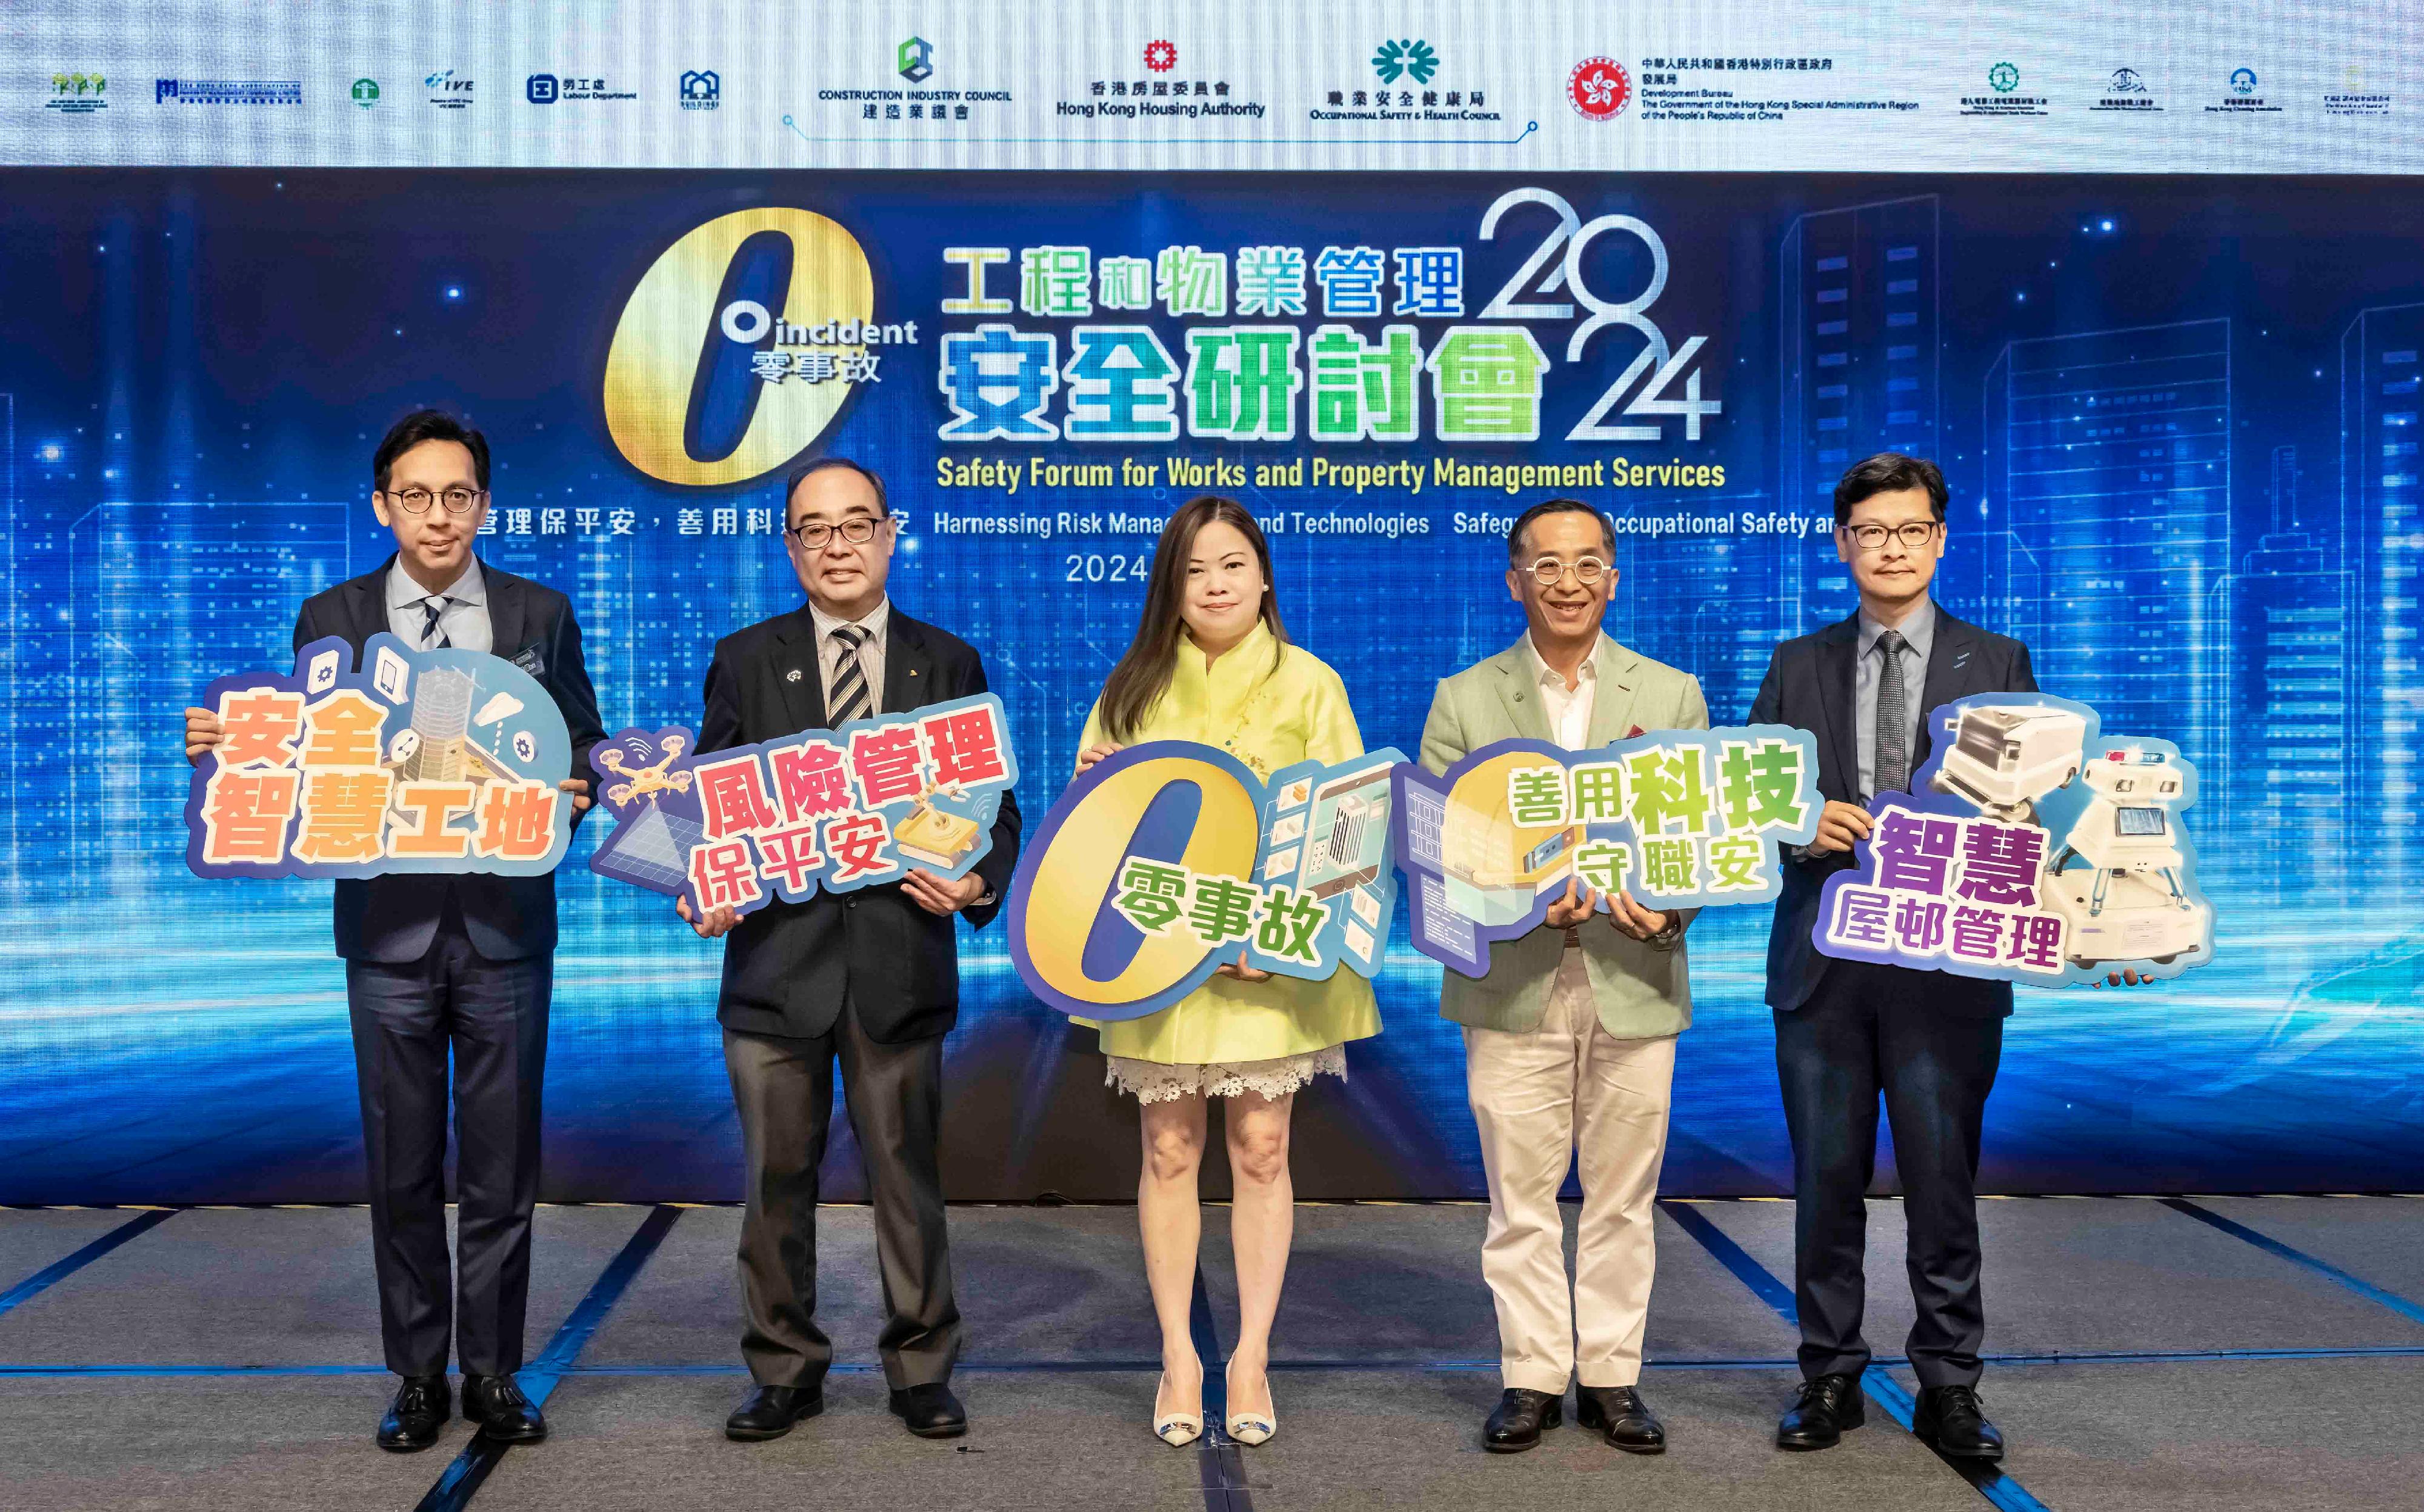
[
  {"left": 1748, "top": 453, "right": 2034, "bottom": 1460},
  {"left": 186, "top": 410, "right": 604, "bottom": 1451}
]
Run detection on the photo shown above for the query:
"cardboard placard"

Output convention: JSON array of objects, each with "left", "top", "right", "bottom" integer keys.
[
  {"left": 1009, "top": 741, "right": 1405, "bottom": 1021},
  {"left": 1814, "top": 694, "right": 2215, "bottom": 985},
  {"left": 184, "top": 633, "right": 574, "bottom": 878},
  {"left": 585, "top": 693, "right": 1017, "bottom": 916}
]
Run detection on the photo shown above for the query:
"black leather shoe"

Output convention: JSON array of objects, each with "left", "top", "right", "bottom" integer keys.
[
  {"left": 1913, "top": 1385, "right": 2005, "bottom": 1460},
  {"left": 889, "top": 1382, "right": 968, "bottom": 1439},
  {"left": 1776, "top": 1373, "right": 1865, "bottom": 1451},
  {"left": 376, "top": 1375, "right": 450, "bottom": 1452},
  {"left": 725, "top": 1384, "right": 825, "bottom": 1442},
  {"left": 1576, "top": 1385, "right": 1666, "bottom": 1453},
  {"left": 1483, "top": 1388, "right": 1563, "bottom": 1453},
  {"left": 462, "top": 1374, "right": 547, "bottom": 1443}
]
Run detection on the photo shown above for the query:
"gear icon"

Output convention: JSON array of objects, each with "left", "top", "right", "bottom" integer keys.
[
  {"left": 1988, "top": 61, "right": 2019, "bottom": 93},
  {"left": 1144, "top": 39, "right": 1177, "bottom": 73}
]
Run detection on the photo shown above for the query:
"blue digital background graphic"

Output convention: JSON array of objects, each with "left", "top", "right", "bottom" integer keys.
[{"left": 3, "top": 171, "right": 2419, "bottom": 1201}]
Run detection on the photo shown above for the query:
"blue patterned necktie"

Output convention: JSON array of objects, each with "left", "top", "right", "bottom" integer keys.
[
  {"left": 419, "top": 596, "right": 453, "bottom": 650},
  {"left": 1874, "top": 629, "right": 1909, "bottom": 795}
]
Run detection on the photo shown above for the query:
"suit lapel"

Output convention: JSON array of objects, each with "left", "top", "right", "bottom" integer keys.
[
  {"left": 340, "top": 556, "right": 394, "bottom": 650},
  {"left": 772, "top": 606, "right": 822, "bottom": 732},
  {"left": 1583, "top": 636, "right": 1643, "bottom": 747},
  {"left": 1815, "top": 614, "right": 1860, "bottom": 797},
  {"left": 1915, "top": 608, "right": 1977, "bottom": 768},
  {"left": 882, "top": 611, "right": 934, "bottom": 714},
  {"left": 1490, "top": 640, "right": 1554, "bottom": 743},
  {"left": 483, "top": 560, "right": 528, "bottom": 661}
]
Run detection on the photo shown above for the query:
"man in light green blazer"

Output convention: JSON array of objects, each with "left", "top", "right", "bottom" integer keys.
[{"left": 1417, "top": 499, "right": 1710, "bottom": 1456}]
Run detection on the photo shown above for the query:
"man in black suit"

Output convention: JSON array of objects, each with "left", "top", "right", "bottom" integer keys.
[
  {"left": 185, "top": 410, "right": 604, "bottom": 1450},
  {"left": 681, "top": 456, "right": 1019, "bottom": 1444},
  {"left": 1749, "top": 453, "right": 2042, "bottom": 1461}
]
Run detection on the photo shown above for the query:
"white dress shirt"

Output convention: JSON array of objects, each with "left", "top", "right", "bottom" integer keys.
[
  {"left": 808, "top": 596, "right": 891, "bottom": 717},
  {"left": 1527, "top": 630, "right": 1605, "bottom": 1011},
  {"left": 384, "top": 556, "right": 493, "bottom": 653}
]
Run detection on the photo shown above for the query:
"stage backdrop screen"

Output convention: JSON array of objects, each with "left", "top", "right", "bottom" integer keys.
[{"left": 4, "top": 2, "right": 2421, "bottom": 1201}]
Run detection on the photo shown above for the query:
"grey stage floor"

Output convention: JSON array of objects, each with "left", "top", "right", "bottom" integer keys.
[{"left": 4, "top": 1196, "right": 2422, "bottom": 1510}]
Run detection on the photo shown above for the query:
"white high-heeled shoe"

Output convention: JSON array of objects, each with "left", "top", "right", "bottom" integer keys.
[
  {"left": 1224, "top": 1359, "right": 1276, "bottom": 1446},
  {"left": 1153, "top": 1370, "right": 1204, "bottom": 1447}
]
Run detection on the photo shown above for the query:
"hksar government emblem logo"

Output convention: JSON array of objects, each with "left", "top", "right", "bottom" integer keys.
[{"left": 1568, "top": 58, "right": 1631, "bottom": 121}]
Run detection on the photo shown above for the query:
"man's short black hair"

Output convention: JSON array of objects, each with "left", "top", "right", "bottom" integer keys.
[
  {"left": 1833, "top": 452, "right": 1947, "bottom": 525},
  {"left": 1507, "top": 498, "right": 1617, "bottom": 562},
  {"left": 785, "top": 456, "right": 889, "bottom": 519},
  {"left": 373, "top": 409, "right": 490, "bottom": 491}
]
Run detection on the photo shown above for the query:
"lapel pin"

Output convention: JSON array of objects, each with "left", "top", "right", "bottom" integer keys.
[{"left": 785, "top": 668, "right": 803, "bottom": 683}]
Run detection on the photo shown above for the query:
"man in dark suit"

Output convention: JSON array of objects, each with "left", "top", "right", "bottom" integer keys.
[
  {"left": 185, "top": 410, "right": 604, "bottom": 1450},
  {"left": 681, "top": 456, "right": 1019, "bottom": 1444},
  {"left": 1749, "top": 453, "right": 2035, "bottom": 1461}
]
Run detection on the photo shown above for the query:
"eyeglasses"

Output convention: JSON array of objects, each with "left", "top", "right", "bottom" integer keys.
[
  {"left": 1524, "top": 556, "right": 1609, "bottom": 587},
  {"left": 1843, "top": 521, "right": 1940, "bottom": 552},
  {"left": 788, "top": 516, "right": 886, "bottom": 550},
  {"left": 384, "top": 486, "right": 486, "bottom": 516}
]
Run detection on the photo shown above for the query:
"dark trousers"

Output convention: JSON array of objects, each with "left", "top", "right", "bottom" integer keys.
[
  {"left": 345, "top": 913, "right": 550, "bottom": 1379},
  {"left": 1773, "top": 960, "right": 2003, "bottom": 1388},
  {"left": 724, "top": 1002, "right": 958, "bottom": 1391}
]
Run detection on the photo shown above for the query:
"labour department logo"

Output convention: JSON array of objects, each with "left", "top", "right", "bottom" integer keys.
[
  {"left": 1371, "top": 39, "right": 1438, "bottom": 87},
  {"left": 527, "top": 73, "right": 559, "bottom": 104}
]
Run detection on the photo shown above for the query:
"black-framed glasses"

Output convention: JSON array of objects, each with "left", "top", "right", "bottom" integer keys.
[
  {"left": 1526, "top": 556, "right": 1608, "bottom": 587},
  {"left": 1843, "top": 521, "right": 1940, "bottom": 552},
  {"left": 788, "top": 516, "right": 886, "bottom": 550},
  {"left": 384, "top": 485, "right": 486, "bottom": 516}
]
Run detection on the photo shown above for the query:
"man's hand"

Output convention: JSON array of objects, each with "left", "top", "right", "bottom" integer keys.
[
  {"left": 1543, "top": 876, "right": 1599, "bottom": 930},
  {"left": 1607, "top": 890, "right": 1671, "bottom": 942},
  {"left": 2095, "top": 967, "right": 2148, "bottom": 989},
  {"left": 1213, "top": 951, "right": 1273, "bottom": 982},
  {"left": 1808, "top": 800, "right": 1874, "bottom": 856},
  {"left": 676, "top": 894, "right": 739, "bottom": 939},
  {"left": 184, "top": 707, "right": 223, "bottom": 766},
  {"left": 902, "top": 867, "right": 987, "bottom": 916},
  {"left": 558, "top": 778, "right": 592, "bottom": 814},
  {"left": 1074, "top": 742, "right": 1122, "bottom": 774}
]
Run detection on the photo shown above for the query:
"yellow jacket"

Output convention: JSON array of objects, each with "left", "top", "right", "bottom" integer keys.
[{"left": 1076, "top": 619, "right": 1383, "bottom": 1065}]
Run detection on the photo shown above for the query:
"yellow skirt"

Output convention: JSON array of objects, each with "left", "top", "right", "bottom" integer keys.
[{"left": 1079, "top": 967, "right": 1380, "bottom": 1065}]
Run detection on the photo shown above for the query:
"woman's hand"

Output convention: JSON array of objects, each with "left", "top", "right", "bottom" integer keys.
[
  {"left": 1075, "top": 742, "right": 1122, "bottom": 775},
  {"left": 1213, "top": 951, "right": 1273, "bottom": 982}
]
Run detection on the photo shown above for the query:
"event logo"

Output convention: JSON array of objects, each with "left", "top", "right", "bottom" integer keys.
[
  {"left": 425, "top": 70, "right": 473, "bottom": 109},
  {"left": 155, "top": 78, "right": 302, "bottom": 105},
  {"left": 679, "top": 69, "right": 721, "bottom": 110},
  {"left": 605, "top": 208, "right": 897, "bottom": 487},
  {"left": 527, "top": 73, "right": 559, "bottom": 104},
  {"left": 1568, "top": 58, "right": 1631, "bottom": 121},
  {"left": 45, "top": 71, "right": 107, "bottom": 113},
  {"left": 1145, "top": 40, "right": 1177, "bottom": 73},
  {"left": 351, "top": 78, "right": 379, "bottom": 108},
  {"left": 1371, "top": 39, "right": 1439, "bottom": 87},
  {"left": 1988, "top": 61, "right": 2020, "bottom": 93},
  {"left": 899, "top": 36, "right": 934, "bottom": 83}
]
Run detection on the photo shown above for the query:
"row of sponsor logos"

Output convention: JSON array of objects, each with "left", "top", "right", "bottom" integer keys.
[{"left": 35, "top": 49, "right": 2402, "bottom": 125}]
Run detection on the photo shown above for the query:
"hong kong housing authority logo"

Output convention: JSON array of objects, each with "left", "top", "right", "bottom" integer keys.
[
  {"left": 1568, "top": 57, "right": 1631, "bottom": 121},
  {"left": 1372, "top": 39, "right": 1438, "bottom": 86},
  {"left": 679, "top": 69, "right": 721, "bottom": 110}
]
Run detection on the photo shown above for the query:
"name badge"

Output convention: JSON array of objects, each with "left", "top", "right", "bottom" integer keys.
[{"left": 511, "top": 644, "right": 546, "bottom": 679}]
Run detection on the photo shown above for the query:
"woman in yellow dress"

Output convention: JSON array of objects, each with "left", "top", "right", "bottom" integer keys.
[{"left": 1071, "top": 495, "right": 1379, "bottom": 1450}]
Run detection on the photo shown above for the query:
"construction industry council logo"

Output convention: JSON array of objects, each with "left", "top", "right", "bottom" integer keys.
[
  {"left": 899, "top": 37, "right": 934, "bottom": 83},
  {"left": 1568, "top": 57, "right": 1631, "bottom": 120},
  {"left": 605, "top": 208, "right": 928, "bottom": 487}
]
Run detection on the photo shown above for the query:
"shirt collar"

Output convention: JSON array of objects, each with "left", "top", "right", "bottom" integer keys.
[
  {"left": 387, "top": 555, "right": 485, "bottom": 610},
  {"left": 1858, "top": 596, "right": 1937, "bottom": 661},
  {"left": 1179, "top": 615, "right": 1276, "bottom": 674},
  {"left": 1525, "top": 630, "right": 1602, "bottom": 692},
  {"left": 809, "top": 594, "right": 890, "bottom": 645}
]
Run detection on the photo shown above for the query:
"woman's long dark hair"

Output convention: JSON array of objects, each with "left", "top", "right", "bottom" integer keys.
[{"left": 1097, "top": 495, "right": 1289, "bottom": 742}]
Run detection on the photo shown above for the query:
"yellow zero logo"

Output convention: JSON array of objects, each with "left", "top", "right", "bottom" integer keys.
[{"left": 602, "top": 208, "right": 873, "bottom": 487}]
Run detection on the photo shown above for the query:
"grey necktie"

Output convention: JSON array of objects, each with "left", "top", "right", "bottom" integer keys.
[
  {"left": 419, "top": 596, "right": 452, "bottom": 650},
  {"left": 1874, "top": 628, "right": 1908, "bottom": 796},
  {"left": 827, "top": 622, "right": 873, "bottom": 725}
]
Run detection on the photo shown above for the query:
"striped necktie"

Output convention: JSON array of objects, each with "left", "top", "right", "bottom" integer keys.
[
  {"left": 419, "top": 596, "right": 453, "bottom": 650},
  {"left": 827, "top": 622, "right": 873, "bottom": 725}
]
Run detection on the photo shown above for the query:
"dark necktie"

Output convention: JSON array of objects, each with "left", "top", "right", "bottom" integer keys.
[
  {"left": 1874, "top": 628, "right": 1909, "bottom": 795},
  {"left": 419, "top": 596, "right": 453, "bottom": 650},
  {"left": 827, "top": 622, "right": 873, "bottom": 725}
]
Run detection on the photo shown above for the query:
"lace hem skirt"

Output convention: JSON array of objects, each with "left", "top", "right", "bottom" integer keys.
[{"left": 1104, "top": 1045, "right": 1348, "bottom": 1104}]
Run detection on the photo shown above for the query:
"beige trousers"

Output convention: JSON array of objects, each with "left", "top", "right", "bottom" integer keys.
[{"left": 1463, "top": 961, "right": 1678, "bottom": 1392}]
